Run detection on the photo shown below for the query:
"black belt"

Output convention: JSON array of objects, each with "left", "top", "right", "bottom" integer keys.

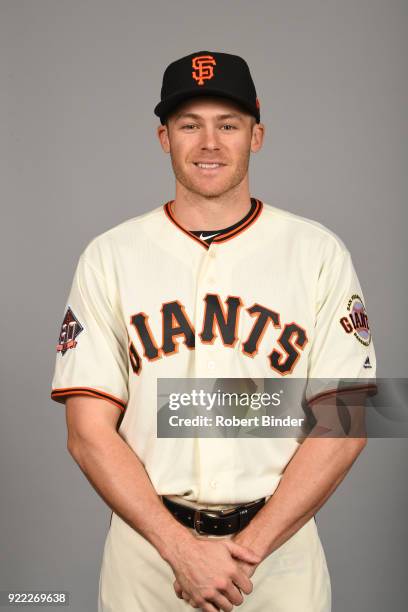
[{"left": 161, "top": 496, "right": 266, "bottom": 536}]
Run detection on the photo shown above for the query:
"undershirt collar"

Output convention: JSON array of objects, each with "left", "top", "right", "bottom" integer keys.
[{"left": 190, "top": 198, "right": 257, "bottom": 245}]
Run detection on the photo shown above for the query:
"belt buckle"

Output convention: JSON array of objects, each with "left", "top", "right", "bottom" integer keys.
[
  {"left": 192, "top": 499, "right": 264, "bottom": 534},
  {"left": 193, "top": 508, "right": 222, "bottom": 535}
]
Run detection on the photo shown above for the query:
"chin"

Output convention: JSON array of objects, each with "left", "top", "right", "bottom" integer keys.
[
  {"left": 193, "top": 185, "right": 228, "bottom": 198},
  {"left": 185, "top": 177, "right": 241, "bottom": 199}
]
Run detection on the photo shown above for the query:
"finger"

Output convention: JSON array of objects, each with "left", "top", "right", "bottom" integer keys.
[
  {"left": 173, "top": 580, "right": 183, "bottom": 599},
  {"left": 236, "top": 561, "right": 255, "bottom": 578},
  {"left": 224, "top": 541, "right": 262, "bottom": 564},
  {"left": 230, "top": 568, "right": 254, "bottom": 595},
  {"left": 218, "top": 581, "right": 244, "bottom": 607},
  {"left": 200, "top": 602, "right": 221, "bottom": 612},
  {"left": 181, "top": 591, "right": 198, "bottom": 608}
]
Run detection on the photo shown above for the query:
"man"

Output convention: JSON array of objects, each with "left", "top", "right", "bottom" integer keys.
[{"left": 51, "top": 51, "right": 377, "bottom": 611}]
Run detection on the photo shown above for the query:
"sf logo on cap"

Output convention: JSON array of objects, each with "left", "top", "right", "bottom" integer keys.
[{"left": 192, "top": 55, "right": 216, "bottom": 86}]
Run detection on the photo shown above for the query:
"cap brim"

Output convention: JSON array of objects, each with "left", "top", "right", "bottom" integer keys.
[{"left": 154, "top": 88, "right": 259, "bottom": 123}]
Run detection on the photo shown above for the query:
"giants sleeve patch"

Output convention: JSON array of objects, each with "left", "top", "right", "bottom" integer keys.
[
  {"left": 56, "top": 306, "right": 84, "bottom": 355},
  {"left": 339, "top": 294, "right": 371, "bottom": 346}
]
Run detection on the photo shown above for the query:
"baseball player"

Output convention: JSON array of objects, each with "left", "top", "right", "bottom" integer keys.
[{"left": 51, "top": 51, "right": 377, "bottom": 611}]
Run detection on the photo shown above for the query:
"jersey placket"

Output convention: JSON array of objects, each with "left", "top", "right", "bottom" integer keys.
[
  {"left": 163, "top": 199, "right": 263, "bottom": 503},
  {"left": 192, "top": 242, "right": 235, "bottom": 502}
]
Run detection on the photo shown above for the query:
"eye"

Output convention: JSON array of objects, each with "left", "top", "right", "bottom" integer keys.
[
  {"left": 181, "top": 124, "right": 199, "bottom": 130},
  {"left": 221, "top": 124, "right": 237, "bottom": 131}
]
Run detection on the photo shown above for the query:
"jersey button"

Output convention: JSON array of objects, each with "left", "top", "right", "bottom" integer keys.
[
  {"left": 210, "top": 480, "right": 218, "bottom": 489},
  {"left": 207, "top": 360, "right": 216, "bottom": 371}
]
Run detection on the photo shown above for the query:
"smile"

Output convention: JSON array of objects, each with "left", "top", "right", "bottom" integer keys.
[{"left": 194, "top": 162, "right": 225, "bottom": 169}]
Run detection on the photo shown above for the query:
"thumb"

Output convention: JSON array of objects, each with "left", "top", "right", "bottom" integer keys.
[
  {"left": 223, "top": 540, "right": 262, "bottom": 563},
  {"left": 173, "top": 579, "right": 183, "bottom": 599}
]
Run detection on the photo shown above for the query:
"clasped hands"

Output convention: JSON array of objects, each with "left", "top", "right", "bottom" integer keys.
[{"left": 170, "top": 531, "right": 263, "bottom": 611}]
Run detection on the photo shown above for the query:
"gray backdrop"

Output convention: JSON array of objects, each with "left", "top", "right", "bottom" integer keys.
[{"left": 1, "top": 0, "right": 407, "bottom": 610}]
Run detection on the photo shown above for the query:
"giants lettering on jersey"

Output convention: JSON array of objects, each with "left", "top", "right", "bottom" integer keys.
[{"left": 128, "top": 293, "right": 308, "bottom": 376}]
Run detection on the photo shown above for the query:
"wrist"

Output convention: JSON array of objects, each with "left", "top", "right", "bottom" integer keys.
[
  {"left": 158, "top": 524, "right": 197, "bottom": 566},
  {"left": 233, "top": 526, "right": 270, "bottom": 561}
]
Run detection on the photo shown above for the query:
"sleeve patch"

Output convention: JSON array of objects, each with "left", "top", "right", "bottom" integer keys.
[
  {"left": 56, "top": 306, "right": 84, "bottom": 355},
  {"left": 339, "top": 294, "right": 371, "bottom": 346}
]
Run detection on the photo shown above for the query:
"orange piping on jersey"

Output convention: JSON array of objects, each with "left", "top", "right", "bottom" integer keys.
[
  {"left": 164, "top": 201, "right": 209, "bottom": 250},
  {"left": 307, "top": 383, "right": 378, "bottom": 407},
  {"left": 163, "top": 199, "right": 263, "bottom": 247},
  {"left": 51, "top": 387, "right": 127, "bottom": 412},
  {"left": 212, "top": 199, "right": 263, "bottom": 243}
]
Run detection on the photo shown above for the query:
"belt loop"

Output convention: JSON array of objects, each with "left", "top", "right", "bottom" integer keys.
[{"left": 194, "top": 509, "right": 203, "bottom": 534}]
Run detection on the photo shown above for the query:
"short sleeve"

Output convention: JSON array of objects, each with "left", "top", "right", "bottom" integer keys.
[
  {"left": 50, "top": 253, "right": 129, "bottom": 412},
  {"left": 305, "top": 248, "right": 377, "bottom": 405}
]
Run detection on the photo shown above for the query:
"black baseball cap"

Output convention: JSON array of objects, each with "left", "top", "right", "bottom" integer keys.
[{"left": 154, "top": 51, "right": 260, "bottom": 125}]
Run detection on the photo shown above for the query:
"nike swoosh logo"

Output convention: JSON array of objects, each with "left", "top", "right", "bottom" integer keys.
[{"left": 199, "top": 232, "right": 220, "bottom": 240}]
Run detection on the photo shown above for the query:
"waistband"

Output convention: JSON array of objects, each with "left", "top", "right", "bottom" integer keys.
[{"left": 162, "top": 494, "right": 272, "bottom": 511}]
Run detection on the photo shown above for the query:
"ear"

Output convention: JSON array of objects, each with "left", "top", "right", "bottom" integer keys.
[
  {"left": 250, "top": 122, "right": 265, "bottom": 153},
  {"left": 157, "top": 124, "right": 170, "bottom": 153}
]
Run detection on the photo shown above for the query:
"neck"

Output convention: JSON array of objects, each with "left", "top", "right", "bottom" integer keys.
[{"left": 172, "top": 179, "right": 252, "bottom": 231}]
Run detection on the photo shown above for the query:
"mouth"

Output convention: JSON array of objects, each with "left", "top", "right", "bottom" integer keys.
[{"left": 193, "top": 162, "right": 226, "bottom": 171}]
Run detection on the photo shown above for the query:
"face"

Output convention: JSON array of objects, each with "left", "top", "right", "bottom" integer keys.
[{"left": 157, "top": 97, "right": 264, "bottom": 199}]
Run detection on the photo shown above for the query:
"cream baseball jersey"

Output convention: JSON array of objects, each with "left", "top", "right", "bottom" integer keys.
[{"left": 51, "top": 198, "right": 377, "bottom": 504}]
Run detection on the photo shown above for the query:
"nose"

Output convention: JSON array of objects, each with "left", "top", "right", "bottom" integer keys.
[{"left": 199, "top": 126, "right": 220, "bottom": 151}]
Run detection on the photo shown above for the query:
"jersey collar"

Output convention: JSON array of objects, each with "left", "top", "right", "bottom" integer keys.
[{"left": 163, "top": 198, "right": 263, "bottom": 250}]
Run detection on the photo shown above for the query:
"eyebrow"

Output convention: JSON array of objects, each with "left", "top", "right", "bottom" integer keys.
[{"left": 174, "top": 112, "right": 244, "bottom": 122}]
